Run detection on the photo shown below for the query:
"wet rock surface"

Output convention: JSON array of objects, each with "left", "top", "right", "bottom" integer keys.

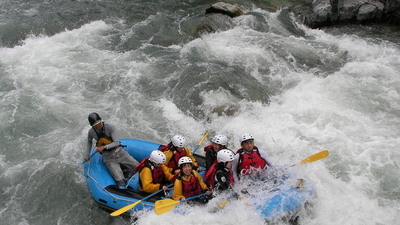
[{"left": 204, "top": 1, "right": 400, "bottom": 29}]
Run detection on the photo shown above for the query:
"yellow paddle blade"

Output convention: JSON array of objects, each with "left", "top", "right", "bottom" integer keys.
[
  {"left": 219, "top": 199, "right": 229, "bottom": 209},
  {"left": 198, "top": 131, "right": 210, "bottom": 145},
  {"left": 296, "top": 150, "right": 329, "bottom": 165},
  {"left": 110, "top": 200, "right": 142, "bottom": 217},
  {"left": 154, "top": 198, "right": 181, "bottom": 215}
]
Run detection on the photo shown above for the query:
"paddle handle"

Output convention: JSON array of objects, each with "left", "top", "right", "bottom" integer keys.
[
  {"left": 82, "top": 150, "right": 97, "bottom": 164},
  {"left": 191, "top": 131, "right": 210, "bottom": 154}
]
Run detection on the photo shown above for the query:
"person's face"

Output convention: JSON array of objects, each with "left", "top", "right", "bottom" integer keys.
[
  {"left": 176, "top": 147, "right": 184, "bottom": 152},
  {"left": 182, "top": 163, "right": 192, "bottom": 176},
  {"left": 241, "top": 139, "right": 254, "bottom": 151},
  {"left": 212, "top": 142, "right": 222, "bottom": 151},
  {"left": 225, "top": 161, "right": 233, "bottom": 169},
  {"left": 92, "top": 122, "right": 102, "bottom": 130}
]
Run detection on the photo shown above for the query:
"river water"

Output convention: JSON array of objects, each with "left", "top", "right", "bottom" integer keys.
[{"left": 1, "top": 0, "right": 399, "bottom": 224}]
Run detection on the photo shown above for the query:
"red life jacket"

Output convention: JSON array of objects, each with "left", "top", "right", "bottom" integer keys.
[
  {"left": 204, "top": 144, "right": 218, "bottom": 170},
  {"left": 160, "top": 143, "right": 185, "bottom": 169},
  {"left": 236, "top": 147, "right": 267, "bottom": 176},
  {"left": 169, "top": 173, "right": 179, "bottom": 183},
  {"left": 204, "top": 162, "right": 234, "bottom": 189},
  {"left": 136, "top": 157, "right": 164, "bottom": 186},
  {"left": 167, "top": 149, "right": 186, "bottom": 170},
  {"left": 159, "top": 144, "right": 170, "bottom": 152},
  {"left": 204, "top": 162, "right": 217, "bottom": 186},
  {"left": 203, "top": 144, "right": 213, "bottom": 152},
  {"left": 177, "top": 173, "right": 202, "bottom": 198}
]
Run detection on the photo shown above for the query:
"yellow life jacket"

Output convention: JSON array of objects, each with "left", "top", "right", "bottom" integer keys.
[{"left": 96, "top": 137, "right": 113, "bottom": 147}]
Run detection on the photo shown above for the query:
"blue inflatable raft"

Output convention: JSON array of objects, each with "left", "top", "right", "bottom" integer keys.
[{"left": 83, "top": 139, "right": 314, "bottom": 221}]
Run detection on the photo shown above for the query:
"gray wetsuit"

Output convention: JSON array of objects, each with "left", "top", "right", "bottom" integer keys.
[{"left": 87, "top": 122, "right": 138, "bottom": 186}]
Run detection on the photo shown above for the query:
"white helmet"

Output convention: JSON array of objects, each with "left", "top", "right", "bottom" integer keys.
[
  {"left": 171, "top": 134, "right": 187, "bottom": 147},
  {"left": 212, "top": 134, "right": 228, "bottom": 146},
  {"left": 149, "top": 150, "right": 166, "bottom": 164},
  {"left": 240, "top": 133, "right": 254, "bottom": 143},
  {"left": 217, "top": 149, "right": 235, "bottom": 163},
  {"left": 178, "top": 156, "right": 192, "bottom": 167}
]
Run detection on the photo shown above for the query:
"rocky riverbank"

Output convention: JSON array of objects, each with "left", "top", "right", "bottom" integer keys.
[{"left": 204, "top": 1, "right": 400, "bottom": 29}]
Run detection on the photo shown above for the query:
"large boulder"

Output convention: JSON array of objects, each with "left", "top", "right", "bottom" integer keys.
[
  {"left": 194, "top": 2, "right": 245, "bottom": 34},
  {"left": 205, "top": 2, "right": 245, "bottom": 18}
]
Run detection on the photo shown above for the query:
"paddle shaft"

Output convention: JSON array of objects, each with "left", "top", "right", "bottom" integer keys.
[
  {"left": 191, "top": 131, "right": 210, "bottom": 154},
  {"left": 111, "top": 183, "right": 173, "bottom": 216},
  {"left": 82, "top": 150, "right": 97, "bottom": 164},
  {"left": 83, "top": 144, "right": 128, "bottom": 164}
]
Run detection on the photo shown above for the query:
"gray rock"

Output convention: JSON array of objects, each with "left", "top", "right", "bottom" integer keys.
[
  {"left": 199, "top": 1, "right": 399, "bottom": 31},
  {"left": 196, "top": 13, "right": 235, "bottom": 34},
  {"left": 298, "top": 0, "right": 399, "bottom": 28},
  {"left": 205, "top": 2, "right": 245, "bottom": 18},
  {"left": 311, "top": 0, "right": 333, "bottom": 23},
  {"left": 357, "top": 3, "right": 384, "bottom": 21}
]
